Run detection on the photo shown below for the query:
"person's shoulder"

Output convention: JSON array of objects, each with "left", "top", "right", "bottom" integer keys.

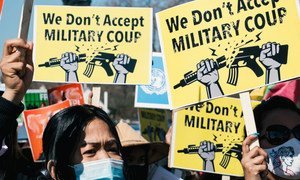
[{"left": 15, "top": 153, "right": 47, "bottom": 179}]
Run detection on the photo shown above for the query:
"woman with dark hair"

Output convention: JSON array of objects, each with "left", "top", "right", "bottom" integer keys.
[
  {"left": 241, "top": 96, "right": 300, "bottom": 180},
  {"left": 43, "top": 104, "right": 126, "bottom": 179}
]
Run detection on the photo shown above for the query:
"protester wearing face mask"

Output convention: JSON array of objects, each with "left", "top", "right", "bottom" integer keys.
[
  {"left": 43, "top": 105, "right": 126, "bottom": 179},
  {"left": 241, "top": 96, "right": 300, "bottom": 180}
]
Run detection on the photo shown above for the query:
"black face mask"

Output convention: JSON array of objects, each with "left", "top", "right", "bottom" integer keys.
[{"left": 125, "top": 164, "right": 148, "bottom": 180}]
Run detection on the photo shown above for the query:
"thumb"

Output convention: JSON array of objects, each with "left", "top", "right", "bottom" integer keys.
[{"left": 261, "top": 48, "right": 271, "bottom": 56}]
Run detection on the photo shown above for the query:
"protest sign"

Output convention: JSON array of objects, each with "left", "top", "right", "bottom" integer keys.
[
  {"left": 48, "top": 83, "right": 84, "bottom": 106},
  {"left": 24, "top": 89, "right": 49, "bottom": 110},
  {"left": 23, "top": 100, "right": 71, "bottom": 162},
  {"left": 135, "top": 53, "right": 170, "bottom": 109},
  {"left": 138, "top": 108, "right": 168, "bottom": 142},
  {"left": 0, "top": 0, "right": 4, "bottom": 20},
  {"left": 170, "top": 97, "right": 260, "bottom": 176},
  {"left": 33, "top": 5, "right": 152, "bottom": 85},
  {"left": 157, "top": 0, "right": 300, "bottom": 109}
]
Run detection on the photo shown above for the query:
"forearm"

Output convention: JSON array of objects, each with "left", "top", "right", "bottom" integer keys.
[
  {"left": 203, "top": 160, "right": 215, "bottom": 171},
  {"left": 66, "top": 71, "right": 79, "bottom": 82},
  {"left": 266, "top": 68, "right": 280, "bottom": 84},
  {"left": 206, "top": 82, "right": 224, "bottom": 98},
  {"left": 2, "top": 91, "right": 24, "bottom": 105},
  {"left": 114, "top": 73, "right": 127, "bottom": 83}
]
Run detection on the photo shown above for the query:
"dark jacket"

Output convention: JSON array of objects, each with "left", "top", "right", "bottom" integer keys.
[{"left": 0, "top": 96, "right": 47, "bottom": 179}]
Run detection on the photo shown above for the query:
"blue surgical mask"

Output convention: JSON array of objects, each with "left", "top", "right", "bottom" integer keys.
[{"left": 73, "top": 158, "right": 124, "bottom": 180}]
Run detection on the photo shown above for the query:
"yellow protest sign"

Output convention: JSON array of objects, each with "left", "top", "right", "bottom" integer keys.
[
  {"left": 138, "top": 108, "right": 169, "bottom": 142},
  {"left": 157, "top": 0, "right": 300, "bottom": 109},
  {"left": 170, "top": 98, "right": 260, "bottom": 176},
  {"left": 34, "top": 6, "right": 152, "bottom": 84}
]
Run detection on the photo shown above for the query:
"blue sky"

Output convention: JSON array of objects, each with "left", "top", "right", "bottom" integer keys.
[{"left": 0, "top": 0, "right": 63, "bottom": 56}]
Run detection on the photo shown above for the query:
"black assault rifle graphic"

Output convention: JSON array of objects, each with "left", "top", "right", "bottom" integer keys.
[
  {"left": 38, "top": 54, "right": 87, "bottom": 67},
  {"left": 83, "top": 52, "right": 137, "bottom": 78},
  {"left": 177, "top": 143, "right": 242, "bottom": 169},
  {"left": 174, "top": 45, "right": 288, "bottom": 89},
  {"left": 38, "top": 52, "right": 137, "bottom": 78}
]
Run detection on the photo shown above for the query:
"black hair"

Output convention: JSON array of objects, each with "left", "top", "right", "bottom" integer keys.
[
  {"left": 42, "top": 105, "right": 122, "bottom": 179},
  {"left": 253, "top": 96, "right": 300, "bottom": 132}
]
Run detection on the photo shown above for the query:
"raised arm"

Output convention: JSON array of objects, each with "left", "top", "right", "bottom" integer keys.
[{"left": 0, "top": 38, "right": 33, "bottom": 154}]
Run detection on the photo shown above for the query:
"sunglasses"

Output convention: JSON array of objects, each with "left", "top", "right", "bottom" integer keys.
[{"left": 260, "top": 124, "right": 300, "bottom": 145}]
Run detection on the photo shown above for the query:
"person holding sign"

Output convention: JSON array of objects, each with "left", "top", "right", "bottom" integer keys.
[
  {"left": 241, "top": 96, "right": 300, "bottom": 180},
  {"left": 43, "top": 105, "right": 126, "bottom": 179},
  {"left": 0, "top": 39, "right": 44, "bottom": 179}
]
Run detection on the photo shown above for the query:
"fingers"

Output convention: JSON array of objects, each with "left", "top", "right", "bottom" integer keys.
[
  {"left": 25, "top": 42, "right": 33, "bottom": 67},
  {"left": 60, "top": 56, "right": 68, "bottom": 66},
  {"left": 165, "top": 125, "right": 172, "bottom": 145},
  {"left": 271, "top": 43, "right": 276, "bottom": 56},
  {"left": 261, "top": 42, "right": 280, "bottom": 57},
  {"left": 197, "top": 59, "right": 216, "bottom": 75},
  {"left": 242, "top": 135, "right": 258, "bottom": 155},
  {"left": 276, "top": 43, "right": 280, "bottom": 54},
  {"left": 115, "top": 54, "right": 131, "bottom": 65},
  {"left": 252, "top": 155, "right": 266, "bottom": 165},
  {"left": 261, "top": 43, "right": 271, "bottom": 56},
  {"left": 197, "top": 61, "right": 206, "bottom": 73},
  {"left": 3, "top": 50, "right": 23, "bottom": 63},
  {"left": 199, "top": 141, "right": 214, "bottom": 152},
  {"left": 3, "top": 38, "right": 29, "bottom": 56},
  {"left": 241, "top": 144, "right": 268, "bottom": 177},
  {"left": 247, "top": 146, "right": 268, "bottom": 159},
  {"left": 266, "top": 43, "right": 272, "bottom": 57},
  {"left": 242, "top": 159, "right": 268, "bottom": 176},
  {"left": 1, "top": 62, "right": 26, "bottom": 78},
  {"left": 61, "top": 52, "right": 77, "bottom": 64},
  {"left": 205, "top": 60, "right": 211, "bottom": 73}
]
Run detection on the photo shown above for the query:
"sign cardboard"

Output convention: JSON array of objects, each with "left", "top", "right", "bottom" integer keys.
[
  {"left": 23, "top": 100, "right": 71, "bottom": 162},
  {"left": 157, "top": 0, "right": 300, "bottom": 109},
  {"left": 170, "top": 97, "right": 260, "bottom": 176},
  {"left": 24, "top": 89, "right": 49, "bottom": 110},
  {"left": 138, "top": 108, "right": 168, "bottom": 142},
  {"left": 48, "top": 83, "right": 84, "bottom": 106},
  {"left": 33, "top": 5, "right": 152, "bottom": 85},
  {"left": 135, "top": 53, "right": 170, "bottom": 109}
]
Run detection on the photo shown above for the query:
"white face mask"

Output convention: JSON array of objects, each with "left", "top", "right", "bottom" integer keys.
[
  {"left": 73, "top": 158, "right": 124, "bottom": 180},
  {"left": 264, "top": 138, "right": 300, "bottom": 179}
]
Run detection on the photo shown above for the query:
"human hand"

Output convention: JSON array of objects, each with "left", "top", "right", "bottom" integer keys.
[
  {"left": 198, "top": 141, "right": 215, "bottom": 161},
  {"left": 197, "top": 59, "right": 219, "bottom": 86},
  {"left": 260, "top": 42, "right": 281, "bottom": 70},
  {"left": 0, "top": 39, "right": 33, "bottom": 104},
  {"left": 113, "top": 54, "right": 130, "bottom": 75},
  {"left": 165, "top": 125, "right": 172, "bottom": 145},
  {"left": 241, "top": 135, "right": 268, "bottom": 180},
  {"left": 60, "top": 52, "right": 78, "bottom": 72}
]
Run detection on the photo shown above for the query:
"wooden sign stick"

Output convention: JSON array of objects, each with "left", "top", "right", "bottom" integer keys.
[
  {"left": 92, "top": 85, "right": 101, "bottom": 107},
  {"left": 18, "top": 0, "right": 34, "bottom": 40},
  {"left": 239, "top": 92, "right": 260, "bottom": 149}
]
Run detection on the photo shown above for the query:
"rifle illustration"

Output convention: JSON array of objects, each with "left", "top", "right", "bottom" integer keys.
[
  {"left": 177, "top": 143, "right": 242, "bottom": 169},
  {"left": 174, "top": 44, "right": 288, "bottom": 89},
  {"left": 38, "top": 54, "right": 87, "bottom": 67},
  {"left": 83, "top": 52, "right": 137, "bottom": 78}
]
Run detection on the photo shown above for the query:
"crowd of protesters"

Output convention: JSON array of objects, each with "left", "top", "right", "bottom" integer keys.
[{"left": 0, "top": 35, "right": 299, "bottom": 180}]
